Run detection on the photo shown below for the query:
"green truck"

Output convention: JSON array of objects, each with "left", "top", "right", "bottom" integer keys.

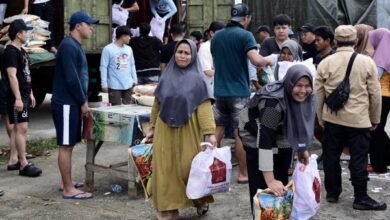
[
  {"left": 5, "top": 0, "right": 112, "bottom": 106},
  {"left": 5, "top": 0, "right": 387, "bottom": 107},
  {"left": 5, "top": 0, "right": 236, "bottom": 107}
]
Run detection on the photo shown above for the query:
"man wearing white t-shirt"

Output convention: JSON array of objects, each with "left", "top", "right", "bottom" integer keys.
[{"left": 197, "top": 21, "right": 225, "bottom": 93}]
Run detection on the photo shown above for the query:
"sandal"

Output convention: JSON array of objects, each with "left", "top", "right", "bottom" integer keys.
[
  {"left": 7, "top": 161, "right": 21, "bottom": 171},
  {"left": 196, "top": 203, "right": 209, "bottom": 216},
  {"left": 63, "top": 191, "right": 93, "bottom": 200},
  {"left": 58, "top": 181, "right": 84, "bottom": 191},
  {"left": 7, "top": 161, "right": 33, "bottom": 171},
  {"left": 0, "top": 190, "right": 4, "bottom": 197},
  {"left": 19, "top": 163, "right": 42, "bottom": 177}
]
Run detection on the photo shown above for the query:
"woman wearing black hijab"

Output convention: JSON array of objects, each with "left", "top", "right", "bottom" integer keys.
[
  {"left": 146, "top": 39, "right": 216, "bottom": 219},
  {"left": 239, "top": 64, "right": 316, "bottom": 216}
]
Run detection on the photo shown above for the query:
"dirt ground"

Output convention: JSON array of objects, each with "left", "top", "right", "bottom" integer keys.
[
  {"left": 0, "top": 96, "right": 389, "bottom": 220},
  {"left": 0, "top": 140, "right": 389, "bottom": 220}
]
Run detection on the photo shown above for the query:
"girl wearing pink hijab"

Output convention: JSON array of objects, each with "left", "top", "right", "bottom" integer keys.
[{"left": 368, "top": 28, "right": 390, "bottom": 173}]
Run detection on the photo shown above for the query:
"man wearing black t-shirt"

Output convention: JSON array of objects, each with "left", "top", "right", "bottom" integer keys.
[
  {"left": 298, "top": 23, "right": 319, "bottom": 62},
  {"left": 3, "top": 19, "right": 42, "bottom": 177},
  {"left": 260, "top": 14, "right": 291, "bottom": 56},
  {"left": 130, "top": 22, "right": 163, "bottom": 84},
  {"left": 160, "top": 24, "right": 184, "bottom": 71}
]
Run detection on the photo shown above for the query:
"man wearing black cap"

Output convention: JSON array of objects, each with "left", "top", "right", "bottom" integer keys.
[
  {"left": 298, "top": 23, "right": 318, "bottom": 61},
  {"left": 211, "top": 3, "right": 271, "bottom": 185},
  {"left": 2, "top": 19, "right": 42, "bottom": 177},
  {"left": 52, "top": 11, "right": 98, "bottom": 200}
]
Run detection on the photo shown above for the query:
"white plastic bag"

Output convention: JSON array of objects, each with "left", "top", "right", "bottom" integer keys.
[
  {"left": 150, "top": 17, "right": 165, "bottom": 41},
  {"left": 112, "top": 2, "right": 129, "bottom": 26},
  {"left": 186, "top": 143, "right": 232, "bottom": 199},
  {"left": 277, "top": 60, "right": 316, "bottom": 82},
  {"left": 291, "top": 154, "right": 321, "bottom": 220}
]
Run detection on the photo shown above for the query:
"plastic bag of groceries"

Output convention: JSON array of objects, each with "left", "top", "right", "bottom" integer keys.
[
  {"left": 186, "top": 143, "right": 232, "bottom": 199},
  {"left": 253, "top": 182, "right": 294, "bottom": 220},
  {"left": 291, "top": 154, "right": 321, "bottom": 220},
  {"left": 112, "top": 2, "right": 129, "bottom": 26},
  {"left": 133, "top": 84, "right": 157, "bottom": 96},
  {"left": 150, "top": 17, "right": 165, "bottom": 41},
  {"left": 132, "top": 94, "right": 155, "bottom": 106}
]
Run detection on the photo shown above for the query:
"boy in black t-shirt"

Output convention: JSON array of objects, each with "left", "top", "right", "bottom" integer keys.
[
  {"left": 3, "top": 19, "right": 42, "bottom": 177},
  {"left": 260, "top": 14, "right": 291, "bottom": 56}
]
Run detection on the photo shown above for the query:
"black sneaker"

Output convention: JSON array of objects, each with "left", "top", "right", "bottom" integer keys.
[
  {"left": 19, "top": 163, "right": 42, "bottom": 177},
  {"left": 353, "top": 196, "right": 387, "bottom": 211},
  {"left": 326, "top": 195, "right": 339, "bottom": 203}
]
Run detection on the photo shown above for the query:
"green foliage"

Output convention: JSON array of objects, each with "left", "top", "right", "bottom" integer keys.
[
  {"left": 92, "top": 112, "right": 105, "bottom": 141},
  {"left": 0, "top": 138, "right": 57, "bottom": 161},
  {"left": 26, "top": 138, "right": 58, "bottom": 156}
]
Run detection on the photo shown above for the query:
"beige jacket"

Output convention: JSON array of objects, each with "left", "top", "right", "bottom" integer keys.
[{"left": 315, "top": 47, "right": 381, "bottom": 128}]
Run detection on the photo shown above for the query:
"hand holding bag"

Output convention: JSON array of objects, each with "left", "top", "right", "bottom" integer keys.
[
  {"left": 112, "top": 1, "right": 129, "bottom": 26},
  {"left": 291, "top": 154, "right": 321, "bottom": 220},
  {"left": 186, "top": 143, "right": 232, "bottom": 199}
]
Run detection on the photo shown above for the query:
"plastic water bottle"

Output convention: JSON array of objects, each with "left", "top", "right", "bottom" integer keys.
[{"left": 111, "top": 184, "right": 123, "bottom": 193}]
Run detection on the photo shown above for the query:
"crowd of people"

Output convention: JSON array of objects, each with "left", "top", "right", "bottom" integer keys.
[{"left": 0, "top": 1, "right": 389, "bottom": 219}]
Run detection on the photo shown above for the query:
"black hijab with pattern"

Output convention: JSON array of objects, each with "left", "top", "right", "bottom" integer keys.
[{"left": 248, "top": 64, "right": 316, "bottom": 151}]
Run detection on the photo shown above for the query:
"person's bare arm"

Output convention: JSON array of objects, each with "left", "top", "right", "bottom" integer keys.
[
  {"left": 21, "top": 0, "right": 29, "bottom": 14},
  {"left": 160, "top": 63, "right": 166, "bottom": 73},
  {"left": 124, "top": 2, "right": 139, "bottom": 12},
  {"left": 204, "top": 69, "right": 214, "bottom": 78},
  {"left": 263, "top": 171, "right": 287, "bottom": 196},
  {"left": 251, "top": 80, "right": 261, "bottom": 91},
  {"left": 7, "top": 67, "right": 23, "bottom": 112},
  {"left": 247, "top": 49, "right": 272, "bottom": 67}
]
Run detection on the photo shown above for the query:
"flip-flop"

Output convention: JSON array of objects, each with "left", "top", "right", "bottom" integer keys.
[
  {"left": 0, "top": 190, "right": 4, "bottom": 197},
  {"left": 63, "top": 192, "right": 93, "bottom": 200},
  {"left": 58, "top": 182, "right": 84, "bottom": 191}
]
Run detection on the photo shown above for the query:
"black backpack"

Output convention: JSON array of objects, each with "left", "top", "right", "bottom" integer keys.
[{"left": 325, "top": 52, "right": 357, "bottom": 113}]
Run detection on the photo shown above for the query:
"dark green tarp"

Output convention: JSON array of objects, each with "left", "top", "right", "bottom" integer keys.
[
  {"left": 244, "top": 0, "right": 377, "bottom": 33},
  {"left": 29, "top": 52, "right": 56, "bottom": 65}
]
